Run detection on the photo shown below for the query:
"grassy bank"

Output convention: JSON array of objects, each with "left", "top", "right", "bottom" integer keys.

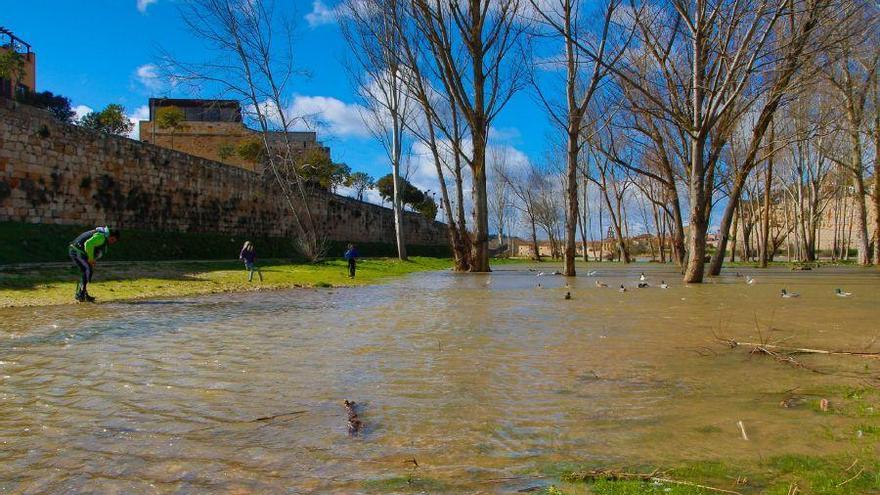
[
  {"left": 533, "top": 452, "right": 880, "bottom": 494},
  {"left": 0, "top": 257, "right": 451, "bottom": 307}
]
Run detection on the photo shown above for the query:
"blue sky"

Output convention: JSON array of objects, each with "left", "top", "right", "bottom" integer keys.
[{"left": 2, "top": 0, "right": 551, "bottom": 193}]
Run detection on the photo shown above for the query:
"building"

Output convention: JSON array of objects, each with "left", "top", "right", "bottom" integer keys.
[
  {"left": 0, "top": 28, "right": 36, "bottom": 99},
  {"left": 517, "top": 240, "right": 607, "bottom": 259},
  {"left": 139, "top": 98, "right": 329, "bottom": 172}
]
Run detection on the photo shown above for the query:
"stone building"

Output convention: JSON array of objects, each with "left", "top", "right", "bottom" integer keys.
[
  {"left": 139, "top": 98, "right": 329, "bottom": 172},
  {"left": 0, "top": 28, "right": 36, "bottom": 99}
]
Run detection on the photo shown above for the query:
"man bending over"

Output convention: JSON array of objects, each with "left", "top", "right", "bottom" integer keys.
[{"left": 68, "top": 226, "right": 120, "bottom": 302}]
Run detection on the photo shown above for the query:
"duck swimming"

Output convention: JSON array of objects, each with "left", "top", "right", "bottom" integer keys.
[
  {"left": 639, "top": 273, "right": 647, "bottom": 281},
  {"left": 619, "top": 285, "right": 627, "bottom": 292},
  {"left": 835, "top": 288, "right": 852, "bottom": 297},
  {"left": 595, "top": 280, "right": 608, "bottom": 288},
  {"left": 780, "top": 289, "right": 800, "bottom": 298},
  {"left": 660, "top": 280, "right": 669, "bottom": 289},
  {"left": 637, "top": 282, "right": 649, "bottom": 288},
  {"left": 587, "top": 270, "right": 598, "bottom": 276},
  {"left": 564, "top": 292, "right": 572, "bottom": 300},
  {"left": 746, "top": 276, "right": 756, "bottom": 285}
]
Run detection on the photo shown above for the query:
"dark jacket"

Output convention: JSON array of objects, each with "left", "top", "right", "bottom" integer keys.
[
  {"left": 344, "top": 248, "right": 359, "bottom": 261},
  {"left": 240, "top": 248, "right": 256, "bottom": 264}
]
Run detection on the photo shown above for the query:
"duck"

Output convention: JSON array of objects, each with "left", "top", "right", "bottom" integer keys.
[
  {"left": 637, "top": 282, "right": 649, "bottom": 288},
  {"left": 595, "top": 280, "right": 608, "bottom": 288},
  {"left": 746, "top": 276, "right": 756, "bottom": 285},
  {"left": 639, "top": 272, "right": 647, "bottom": 281},
  {"left": 619, "top": 285, "right": 627, "bottom": 293},
  {"left": 660, "top": 280, "right": 669, "bottom": 289},
  {"left": 587, "top": 270, "right": 598, "bottom": 276},
  {"left": 564, "top": 282, "right": 571, "bottom": 289},
  {"left": 536, "top": 283, "right": 543, "bottom": 289},
  {"left": 536, "top": 272, "right": 546, "bottom": 277},
  {"left": 780, "top": 289, "right": 800, "bottom": 298},
  {"left": 552, "top": 271, "right": 563, "bottom": 276},
  {"left": 564, "top": 292, "right": 572, "bottom": 300},
  {"left": 835, "top": 288, "right": 852, "bottom": 297}
]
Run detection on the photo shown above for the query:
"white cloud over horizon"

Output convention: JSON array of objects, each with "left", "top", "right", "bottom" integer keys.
[
  {"left": 73, "top": 105, "right": 93, "bottom": 122},
  {"left": 127, "top": 105, "right": 150, "bottom": 139}
]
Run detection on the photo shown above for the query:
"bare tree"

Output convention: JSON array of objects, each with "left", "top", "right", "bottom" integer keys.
[
  {"left": 160, "top": 0, "right": 324, "bottom": 259},
  {"left": 500, "top": 160, "right": 544, "bottom": 260},
  {"left": 489, "top": 147, "right": 514, "bottom": 251},
  {"left": 525, "top": 0, "right": 628, "bottom": 275},
  {"left": 341, "top": 0, "right": 414, "bottom": 260},
  {"left": 408, "top": 0, "right": 527, "bottom": 271},
  {"left": 820, "top": 4, "right": 878, "bottom": 266}
]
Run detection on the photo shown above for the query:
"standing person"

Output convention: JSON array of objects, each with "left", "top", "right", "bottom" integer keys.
[
  {"left": 239, "top": 241, "right": 263, "bottom": 282},
  {"left": 68, "top": 226, "right": 120, "bottom": 303},
  {"left": 344, "top": 244, "right": 359, "bottom": 278}
]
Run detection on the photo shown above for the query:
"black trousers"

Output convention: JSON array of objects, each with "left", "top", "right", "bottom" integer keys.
[
  {"left": 69, "top": 249, "right": 92, "bottom": 295},
  {"left": 348, "top": 259, "right": 356, "bottom": 278}
]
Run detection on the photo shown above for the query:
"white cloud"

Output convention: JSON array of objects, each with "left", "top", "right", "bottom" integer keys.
[
  {"left": 251, "top": 95, "right": 370, "bottom": 139},
  {"left": 291, "top": 96, "right": 370, "bottom": 137},
  {"left": 73, "top": 105, "right": 93, "bottom": 121},
  {"left": 305, "top": 0, "right": 340, "bottom": 27},
  {"left": 137, "top": 0, "right": 157, "bottom": 13},
  {"left": 127, "top": 105, "right": 150, "bottom": 139},
  {"left": 135, "top": 63, "right": 163, "bottom": 91}
]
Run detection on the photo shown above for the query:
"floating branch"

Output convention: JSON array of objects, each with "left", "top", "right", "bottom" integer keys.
[{"left": 718, "top": 338, "right": 880, "bottom": 360}]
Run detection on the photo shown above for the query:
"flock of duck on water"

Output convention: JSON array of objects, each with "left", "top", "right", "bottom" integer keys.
[{"left": 523, "top": 268, "right": 855, "bottom": 300}]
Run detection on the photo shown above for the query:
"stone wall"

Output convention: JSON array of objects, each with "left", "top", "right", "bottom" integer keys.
[
  {"left": 0, "top": 98, "right": 448, "bottom": 249},
  {"left": 139, "top": 120, "right": 258, "bottom": 171}
]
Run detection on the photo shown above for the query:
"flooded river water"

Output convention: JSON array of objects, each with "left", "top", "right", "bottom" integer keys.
[{"left": 1, "top": 264, "right": 878, "bottom": 493}]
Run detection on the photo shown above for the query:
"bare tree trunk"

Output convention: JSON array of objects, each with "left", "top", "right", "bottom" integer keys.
[{"left": 760, "top": 154, "right": 773, "bottom": 267}]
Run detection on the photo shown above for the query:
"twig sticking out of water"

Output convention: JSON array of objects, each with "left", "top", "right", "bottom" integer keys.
[
  {"left": 344, "top": 400, "right": 362, "bottom": 437},
  {"left": 717, "top": 335, "right": 826, "bottom": 373},
  {"left": 719, "top": 338, "right": 880, "bottom": 360},
  {"left": 737, "top": 420, "right": 749, "bottom": 441}
]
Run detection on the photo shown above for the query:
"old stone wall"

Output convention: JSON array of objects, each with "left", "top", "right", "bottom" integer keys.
[{"left": 0, "top": 98, "right": 448, "bottom": 248}]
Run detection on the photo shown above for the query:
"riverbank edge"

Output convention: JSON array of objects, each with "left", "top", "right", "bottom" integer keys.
[{"left": 0, "top": 257, "right": 452, "bottom": 309}]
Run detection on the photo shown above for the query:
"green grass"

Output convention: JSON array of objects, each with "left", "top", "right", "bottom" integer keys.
[
  {"left": 543, "top": 454, "right": 880, "bottom": 495},
  {"left": 0, "top": 257, "right": 451, "bottom": 307},
  {"left": 361, "top": 475, "right": 452, "bottom": 492}
]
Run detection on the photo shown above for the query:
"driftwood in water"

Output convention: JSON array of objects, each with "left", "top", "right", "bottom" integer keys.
[
  {"left": 253, "top": 410, "right": 307, "bottom": 422},
  {"left": 344, "top": 400, "right": 362, "bottom": 437},
  {"left": 718, "top": 338, "right": 880, "bottom": 360}
]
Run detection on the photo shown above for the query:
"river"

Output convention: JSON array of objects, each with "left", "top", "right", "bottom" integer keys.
[{"left": 1, "top": 264, "right": 877, "bottom": 493}]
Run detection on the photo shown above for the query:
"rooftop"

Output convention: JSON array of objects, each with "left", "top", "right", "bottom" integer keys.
[
  {"left": 148, "top": 98, "right": 242, "bottom": 123},
  {"left": 0, "top": 27, "right": 31, "bottom": 54}
]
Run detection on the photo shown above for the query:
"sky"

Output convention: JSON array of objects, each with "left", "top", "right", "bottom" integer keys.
[{"left": 2, "top": 0, "right": 552, "bottom": 211}]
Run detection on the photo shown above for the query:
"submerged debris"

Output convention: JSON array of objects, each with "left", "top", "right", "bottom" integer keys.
[{"left": 344, "top": 400, "right": 362, "bottom": 437}]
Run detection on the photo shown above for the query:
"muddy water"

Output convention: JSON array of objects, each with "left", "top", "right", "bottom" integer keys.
[{"left": 0, "top": 265, "right": 877, "bottom": 494}]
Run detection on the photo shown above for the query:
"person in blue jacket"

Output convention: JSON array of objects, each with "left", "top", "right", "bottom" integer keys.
[
  {"left": 344, "top": 244, "right": 359, "bottom": 278},
  {"left": 68, "top": 226, "right": 120, "bottom": 302}
]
